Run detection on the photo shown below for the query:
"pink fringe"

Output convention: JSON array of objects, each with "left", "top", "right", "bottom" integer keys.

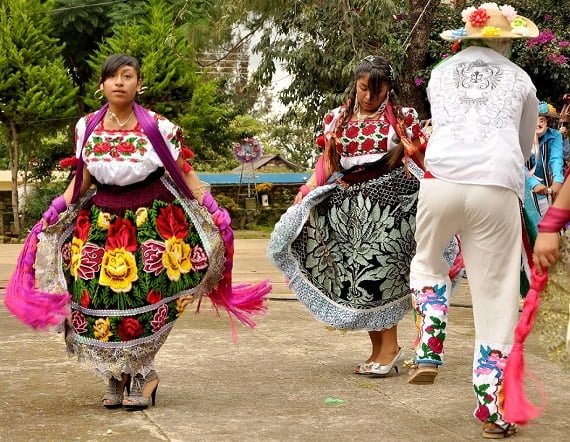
[
  {"left": 204, "top": 215, "right": 271, "bottom": 339},
  {"left": 4, "top": 222, "right": 70, "bottom": 330},
  {"left": 503, "top": 268, "right": 548, "bottom": 425}
]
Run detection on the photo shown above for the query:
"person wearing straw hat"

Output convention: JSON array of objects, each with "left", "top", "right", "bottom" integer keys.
[
  {"left": 525, "top": 101, "right": 565, "bottom": 216},
  {"left": 408, "top": 3, "right": 539, "bottom": 439}
]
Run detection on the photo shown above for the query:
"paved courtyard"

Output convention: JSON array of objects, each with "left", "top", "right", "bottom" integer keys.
[{"left": 0, "top": 240, "right": 568, "bottom": 441}]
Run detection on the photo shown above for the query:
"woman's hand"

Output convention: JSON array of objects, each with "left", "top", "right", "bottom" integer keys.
[
  {"left": 533, "top": 232, "right": 561, "bottom": 273},
  {"left": 551, "top": 182, "right": 563, "bottom": 199},
  {"left": 293, "top": 191, "right": 304, "bottom": 205},
  {"left": 533, "top": 183, "right": 548, "bottom": 195}
]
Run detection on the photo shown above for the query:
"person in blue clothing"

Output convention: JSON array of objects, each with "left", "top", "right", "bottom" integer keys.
[{"left": 526, "top": 101, "right": 565, "bottom": 216}]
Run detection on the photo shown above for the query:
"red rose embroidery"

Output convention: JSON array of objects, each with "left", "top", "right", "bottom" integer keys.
[
  {"left": 71, "top": 310, "right": 87, "bottom": 334},
  {"left": 117, "top": 317, "right": 144, "bottom": 341},
  {"left": 404, "top": 113, "right": 414, "bottom": 127},
  {"left": 428, "top": 336, "right": 444, "bottom": 354},
  {"left": 323, "top": 113, "right": 334, "bottom": 125},
  {"left": 346, "top": 141, "right": 359, "bottom": 154},
  {"left": 361, "top": 124, "right": 377, "bottom": 136},
  {"left": 147, "top": 290, "right": 162, "bottom": 304},
  {"left": 141, "top": 239, "right": 165, "bottom": 275},
  {"left": 156, "top": 205, "right": 189, "bottom": 240},
  {"left": 475, "top": 405, "right": 491, "bottom": 421},
  {"left": 345, "top": 125, "right": 359, "bottom": 139},
  {"left": 190, "top": 245, "right": 209, "bottom": 271},
  {"left": 117, "top": 142, "right": 136, "bottom": 154},
  {"left": 379, "top": 138, "right": 388, "bottom": 151},
  {"left": 78, "top": 242, "right": 104, "bottom": 280},
  {"left": 361, "top": 138, "right": 376, "bottom": 152},
  {"left": 151, "top": 305, "right": 169, "bottom": 332},
  {"left": 74, "top": 210, "right": 91, "bottom": 242},
  {"left": 106, "top": 217, "right": 137, "bottom": 252},
  {"left": 92, "top": 142, "right": 112, "bottom": 155},
  {"left": 380, "top": 124, "right": 390, "bottom": 136}
]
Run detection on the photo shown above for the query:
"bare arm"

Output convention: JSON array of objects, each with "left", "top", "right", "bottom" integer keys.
[
  {"left": 293, "top": 154, "right": 335, "bottom": 204},
  {"left": 176, "top": 156, "right": 207, "bottom": 205},
  {"left": 533, "top": 176, "right": 570, "bottom": 272},
  {"left": 61, "top": 166, "right": 92, "bottom": 205}
]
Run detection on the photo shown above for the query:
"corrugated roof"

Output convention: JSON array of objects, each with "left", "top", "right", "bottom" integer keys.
[
  {"left": 197, "top": 172, "right": 310, "bottom": 185},
  {"left": 230, "top": 154, "right": 303, "bottom": 172}
]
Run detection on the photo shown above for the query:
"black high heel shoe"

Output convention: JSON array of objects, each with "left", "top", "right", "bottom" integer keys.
[
  {"left": 123, "top": 371, "right": 159, "bottom": 411},
  {"left": 102, "top": 373, "right": 131, "bottom": 409}
]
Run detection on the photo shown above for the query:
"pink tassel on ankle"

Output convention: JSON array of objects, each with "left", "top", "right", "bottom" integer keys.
[
  {"left": 503, "top": 267, "right": 548, "bottom": 425},
  {"left": 4, "top": 222, "right": 70, "bottom": 329}
]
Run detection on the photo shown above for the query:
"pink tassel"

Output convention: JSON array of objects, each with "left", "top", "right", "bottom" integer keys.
[
  {"left": 449, "top": 252, "right": 464, "bottom": 280},
  {"left": 200, "top": 193, "right": 271, "bottom": 337},
  {"left": 4, "top": 222, "right": 71, "bottom": 330},
  {"left": 503, "top": 267, "right": 548, "bottom": 425}
]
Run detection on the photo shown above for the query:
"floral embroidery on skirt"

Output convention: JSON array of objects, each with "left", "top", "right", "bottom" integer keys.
[
  {"left": 269, "top": 165, "right": 419, "bottom": 330},
  {"left": 35, "top": 176, "right": 225, "bottom": 378}
]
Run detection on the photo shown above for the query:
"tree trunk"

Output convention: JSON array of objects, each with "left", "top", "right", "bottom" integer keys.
[
  {"left": 8, "top": 120, "right": 21, "bottom": 236},
  {"left": 400, "top": 0, "right": 442, "bottom": 119}
]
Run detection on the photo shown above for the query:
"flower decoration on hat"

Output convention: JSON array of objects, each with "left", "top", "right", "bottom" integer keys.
[
  {"left": 467, "top": 8, "right": 491, "bottom": 27},
  {"left": 481, "top": 26, "right": 501, "bottom": 37},
  {"left": 538, "top": 101, "right": 559, "bottom": 118},
  {"left": 441, "top": 3, "right": 538, "bottom": 41}
]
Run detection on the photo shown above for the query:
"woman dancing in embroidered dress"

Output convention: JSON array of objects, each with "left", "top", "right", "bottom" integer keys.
[
  {"left": 268, "top": 56, "right": 432, "bottom": 376},
  {"left": 5, "top": 54, "right": 269, "bottom": 410}
]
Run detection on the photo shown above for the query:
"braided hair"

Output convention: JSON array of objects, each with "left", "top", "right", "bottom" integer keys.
[{"left": 326, "top": 55, "right": 401, "bottom": 171}]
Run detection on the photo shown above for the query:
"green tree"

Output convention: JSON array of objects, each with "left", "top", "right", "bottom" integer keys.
[
  {"left": 81, "top": 0, "right": 244, "bottom": 171},
  {"left": 0, "top": 0, "right": 77, "bottom": 235}
]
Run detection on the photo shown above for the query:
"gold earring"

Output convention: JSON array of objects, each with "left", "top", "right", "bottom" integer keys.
[{"left": 94, "top": 89, "right": 104, "bottom": 100}]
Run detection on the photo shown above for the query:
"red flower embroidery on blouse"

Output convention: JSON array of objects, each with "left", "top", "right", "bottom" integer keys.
[
  {"left": 117, "top": 142, "right": 136, "bottom": 154},
  {"left": 361, "top": 124, "right": 377, "bottom": 136},
  {"left": 346, "top": 141, "right": 359, "bottom": 154},
  {"left": 379, "top": 137, "right": 388, "bottom": 151},
  {"left": 323, "top": 113, "right": 334, "bottom": 125},
  {"left": 345, "top": 125, "right": 359, "bottom": 139},
  {"left": 380, "top": 124, "right": 390, "bottom": 136},
  {"left": 403, "top": 113, "right": 414, "bottom": 127},
  {"left": 361, "top": 138, "right": 376, "bottom": 152},
  {"left": 93, "top": 142, "right": 112, "bottom": 155}
]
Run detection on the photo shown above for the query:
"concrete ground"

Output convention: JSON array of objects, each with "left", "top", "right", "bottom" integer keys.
[{"left": 0, "top": 239, "right": 568, "bottom": 442}]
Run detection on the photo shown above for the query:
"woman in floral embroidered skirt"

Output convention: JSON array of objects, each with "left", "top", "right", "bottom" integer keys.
[
  {"left": 268, "top": 56, "right": 455, "bottom": 376},
  {"left": 6, "top": 54, "right": 269, "bottom": 410}
]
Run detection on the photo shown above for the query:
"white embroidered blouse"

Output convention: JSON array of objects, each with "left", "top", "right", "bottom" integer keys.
[{"left": 74, "top": 111, "right": 182, "bottom": 186}]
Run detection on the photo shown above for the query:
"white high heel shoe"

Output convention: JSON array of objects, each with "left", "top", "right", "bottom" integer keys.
[{"left": 366, "top": 348, "right": 405, "bottom": 377}]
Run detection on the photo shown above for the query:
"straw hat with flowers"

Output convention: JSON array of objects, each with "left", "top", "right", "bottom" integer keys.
[{"left": 441, "top": 3, "right": 539, "bottom": 41}]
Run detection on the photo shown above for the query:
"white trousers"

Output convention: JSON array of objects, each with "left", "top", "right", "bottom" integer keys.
[{"left": 410, "top": 179, "right": 521, "bottom": 428}]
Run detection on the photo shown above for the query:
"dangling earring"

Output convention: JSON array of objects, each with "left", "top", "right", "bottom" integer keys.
[
  {"left": 137, "top": 86, "right": 148, "bottom": 95},
  {"left": 94, "top": 89, "right": 104, "bottom": 100},
  {"left": 353, "top": 96, "right": 360, "bottom": 114}
]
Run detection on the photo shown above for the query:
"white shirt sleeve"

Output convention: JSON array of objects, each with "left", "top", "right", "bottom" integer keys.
[
  {"left": 519, "top": 88, "right": 539, "bottom": 161},
  {"left": 74, "top": 116, "right": 88, "bottom": 159}
]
